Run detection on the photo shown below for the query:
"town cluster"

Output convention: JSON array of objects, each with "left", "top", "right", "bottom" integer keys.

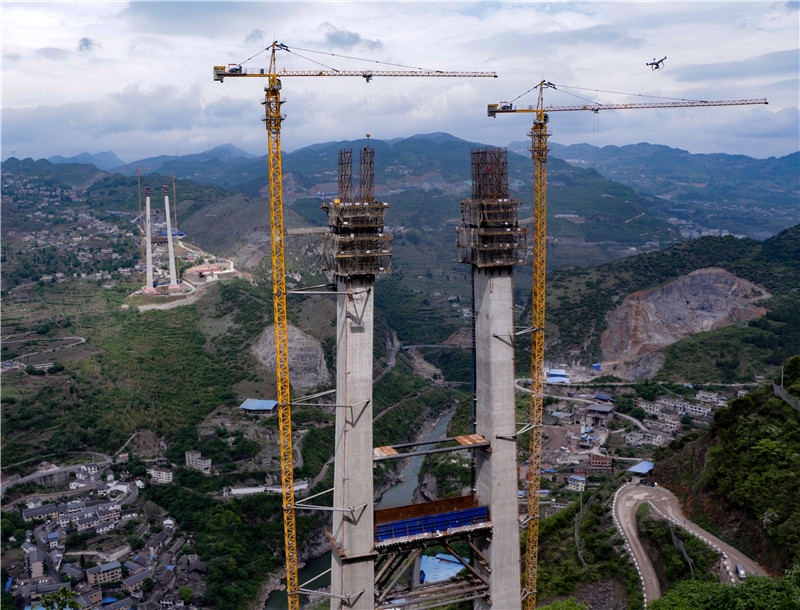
[{"left": 6, "top": 459, "right": 207, "bottom": 610}]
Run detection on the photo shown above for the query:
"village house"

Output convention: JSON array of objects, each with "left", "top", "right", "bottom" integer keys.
[
  {"left": 86, "top": 561, "right": 122, "bottom": 585},
  {"left": 566, "top": 475, "right": 586, "bottom": 492},
  {"left": 590, "top": 454, "right": 612, "bottom": 474},
  {"left": 147, "top": 468, "right": 173, "bottom": 484},
  {"left": 184, "top": 450, "right": 211, "bottom": 472}
]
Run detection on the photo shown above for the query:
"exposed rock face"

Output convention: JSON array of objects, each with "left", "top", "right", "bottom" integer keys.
[
  {"left": 251, "top": 324, "right": 331, "bottom": 392},
  {"left": 618, "top": 351, "right": 666, "bottom": 382},
  {"left": 601, "top": 267, "right": 769, "bottom": 366}
]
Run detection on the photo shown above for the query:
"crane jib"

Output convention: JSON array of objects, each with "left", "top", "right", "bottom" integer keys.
[
  {"left": 214, "top": 66, "right": 497, "bottom": 81},
  {"left": 487, "top": 98, "right": 768, "bottom": 116}
]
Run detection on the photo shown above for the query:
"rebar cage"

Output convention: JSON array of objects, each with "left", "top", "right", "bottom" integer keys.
[
  {"left": 458, "top": 147, "right": 526, "bottom": 267},
  {"left": 322, "top": 146, "right": 392, "bottom": 277}
]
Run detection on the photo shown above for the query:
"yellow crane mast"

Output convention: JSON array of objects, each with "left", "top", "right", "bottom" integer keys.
[
  {"left": 488, "top": 82, "right": 767, "bottom": 610},
  {"left": 214, "top": 41, "right": 495, "bottom": 610}
]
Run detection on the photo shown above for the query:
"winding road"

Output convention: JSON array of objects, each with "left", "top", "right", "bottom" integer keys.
[{"left": 613, "top": 483, "right": 768, "bottom": 605}]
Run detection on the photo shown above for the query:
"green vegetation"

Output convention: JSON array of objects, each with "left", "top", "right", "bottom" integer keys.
[
  {"left": 654, "top": 356, "right": 800, "bottom": 572},
  {"left": 40, "top": 587, "right": 80, "bottom": 610},
  {"left": 140, "top": 485, "right": 295, "bottom": 608},
  {"left": 649, "top": 567, "right": 800, "bottom": 610},
  {"left": 541, "top": 226, "right": 800, "bottom": 380},
  {"left": 375, "top": 276, "right": 461, "bottom": 344},
  {"left": 550, "top": 144, "right": 799, "bottom": 240},
  {"left": 418, "top": 347, "right": 472, "bottom": 383},
  {"left": 85, "top": 173, "right": 228, "bottom": 214},
  {"left": 538, "top": 601, "right": 589, "bottom": 610},
  {"left": 535, "top": 476, "right": 643, "bottom": 608},
  {"left": 636, "top": 503, "right": 720, "bottom": 592},
  {"left": 654, "top": 299, "right": 800, "bottom": 383}
]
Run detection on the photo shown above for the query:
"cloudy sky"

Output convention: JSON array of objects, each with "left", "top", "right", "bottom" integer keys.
[{"left": 2, "top": 1, "right": 798, "bottom": 163}]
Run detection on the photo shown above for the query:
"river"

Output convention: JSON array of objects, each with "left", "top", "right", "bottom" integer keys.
[{"left": 264, "top": 409, "right": 455, "bottom": 608}]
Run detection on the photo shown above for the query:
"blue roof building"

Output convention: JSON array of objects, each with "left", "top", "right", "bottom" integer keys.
[
  {"left": 238, "top": 398, "right": 278, "bottom": 413},
  {"left": 627, "top": 461, "right": 654, "bottom": 475}
]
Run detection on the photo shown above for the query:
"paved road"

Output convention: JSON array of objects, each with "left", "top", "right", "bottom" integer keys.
[
  {"left": 613, "top": 483, "right": 769, "bottom": 605},
  {"left": 615, "top": 411, "right": 648, "bottom": 432},
  {"left": 0, "top": 458, "right": 111, "bottom": 499}
]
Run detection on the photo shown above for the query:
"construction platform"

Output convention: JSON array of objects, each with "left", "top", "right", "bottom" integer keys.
[
  {"left": 373, "top": 434, "right": 489, "bottom": 461},
  {"left": 375, "top": 497, "right": 490, "bottom": 544}
]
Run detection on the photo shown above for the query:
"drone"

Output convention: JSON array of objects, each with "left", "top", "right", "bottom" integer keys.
[{"left": 646, "top": 56, "right": 667, "bottom": 70}]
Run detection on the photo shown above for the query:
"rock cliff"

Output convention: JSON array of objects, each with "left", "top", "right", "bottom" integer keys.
[
  {"left": 251, "top": 324, "right": 331, "bottom": 392},
  {"left": 601, "top": 267, "right": 769, "bottom": 372}
]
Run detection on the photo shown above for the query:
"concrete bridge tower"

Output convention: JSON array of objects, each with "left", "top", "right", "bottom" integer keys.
[
  {"left": 456, "top": 147, "right": 527, "bottom": 609},
  {"left": 142, "top": 186, "right": 157, "bottom": 294},
  {"left": 325, "top": 146, "right": 392, "bottom": 609},
  {"left": 162, "top": 184, "right": 180, "bottom": 292}
]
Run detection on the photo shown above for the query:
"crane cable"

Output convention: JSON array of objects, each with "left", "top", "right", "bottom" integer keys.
[
  {"left": 284, "top": 45, "right": 448, "bottom": 73},
  {"left": 556, "top": 83, "right": 711, "bottom": 103},
  {"left": 236, "top": 42, "right": 448, "bottom": 73},
  {"left": 507, "top": 81, "right": 713, "bottom": 106}
]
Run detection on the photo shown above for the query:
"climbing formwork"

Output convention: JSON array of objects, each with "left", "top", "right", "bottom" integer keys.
[{"left": 456, "top": 147, "right": 526, "bottom": 268}]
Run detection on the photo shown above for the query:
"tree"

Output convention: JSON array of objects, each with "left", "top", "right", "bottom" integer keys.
[
  {"left": 649, "top": 570, "right": 800, "bottom": 609},
  {"left": 1, "top": 591, "right": 17, "bottom": 610},
  {"left": 178, "top": 586, "right": 194, "bottom": 603},
  {"left": 141, "top": 577, "right": 155, "bottom": 594},
  {"left": 40, "top": 587, "right": 80, "bottom": 610},
  {"left": 538, "top": 601, "right": 590, "bottom": 610},
  {"left": 128, "top": 535, "right": 145, "bottom": 551}
]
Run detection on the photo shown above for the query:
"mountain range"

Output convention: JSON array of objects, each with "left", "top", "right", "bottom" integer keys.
[
  {"left": 540, "top": 142, "right": 800, "bottom": 240},
  {"left": 42, "top": 134, "right": 799, "bottom": 241}
]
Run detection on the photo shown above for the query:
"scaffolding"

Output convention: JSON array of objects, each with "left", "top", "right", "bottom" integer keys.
[
  {"left": 457, "top": 148, "right": 526, "bottom": 267},
  {"left": 322, "top": 146, "right": 392, "bottom": 277}
]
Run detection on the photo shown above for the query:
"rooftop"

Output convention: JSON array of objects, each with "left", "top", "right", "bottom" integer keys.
[
  {"left": 238, "top": 398, "right": 278, "bottom": 412},
  {"left": 627, "top": 461, "right": 655, "bottom": 474},
  {"left": 86, "top": 560, "right": 121, "bottom": 574}
]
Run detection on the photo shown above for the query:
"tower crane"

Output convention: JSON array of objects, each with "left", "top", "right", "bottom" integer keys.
[
  {"left": 488, "top": 81, "right": 767, "bottom": 609},
  {"left": 214, "top": 41, "right": 495, "bottom": 610}
]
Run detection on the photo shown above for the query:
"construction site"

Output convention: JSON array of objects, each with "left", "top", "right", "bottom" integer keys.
[{"left": 212, "top": 42, "right": 768, "bottom": 610}]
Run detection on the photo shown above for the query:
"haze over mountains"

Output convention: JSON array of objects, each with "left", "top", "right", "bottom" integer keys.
[{"left": 42, "top": 133, "right": 799, "bottom": 244}]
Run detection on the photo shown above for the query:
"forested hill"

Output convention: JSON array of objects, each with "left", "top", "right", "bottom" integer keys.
[
  {"left": 652, "top": 355, "right": 800, "bottom": 574},
  {"left": 540, "top": 142, "right": 800, "bottom": 240},
  {"left": 542, "top": 224, "right": 800, "bottom": 371}
]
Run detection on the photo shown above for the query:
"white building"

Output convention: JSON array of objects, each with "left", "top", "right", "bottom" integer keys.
[
  {"left": 640, "top": 401, "right": 661, "bottom": 416},
  {"left": 185, "top": 450, "right": 212, "bottom": 472},
  {"left": 625, "top": 430, "right": 670, "bottom": 447},
  {"left": 566, "top": 475, "right": 586, "bottom": 492},
  {"left": 683, "top": 403, "right": 712, "bottom": 418},
  {"left": 147, "top": 468, "right": 173, "bottom": 484},
  {"left": 696, "top": 391, "right": 719, "bottom": 404}
]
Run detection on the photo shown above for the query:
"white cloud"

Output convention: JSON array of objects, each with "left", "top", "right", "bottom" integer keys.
[{"left": 1, "top": 2, "right": 797, "bottom": 161}]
